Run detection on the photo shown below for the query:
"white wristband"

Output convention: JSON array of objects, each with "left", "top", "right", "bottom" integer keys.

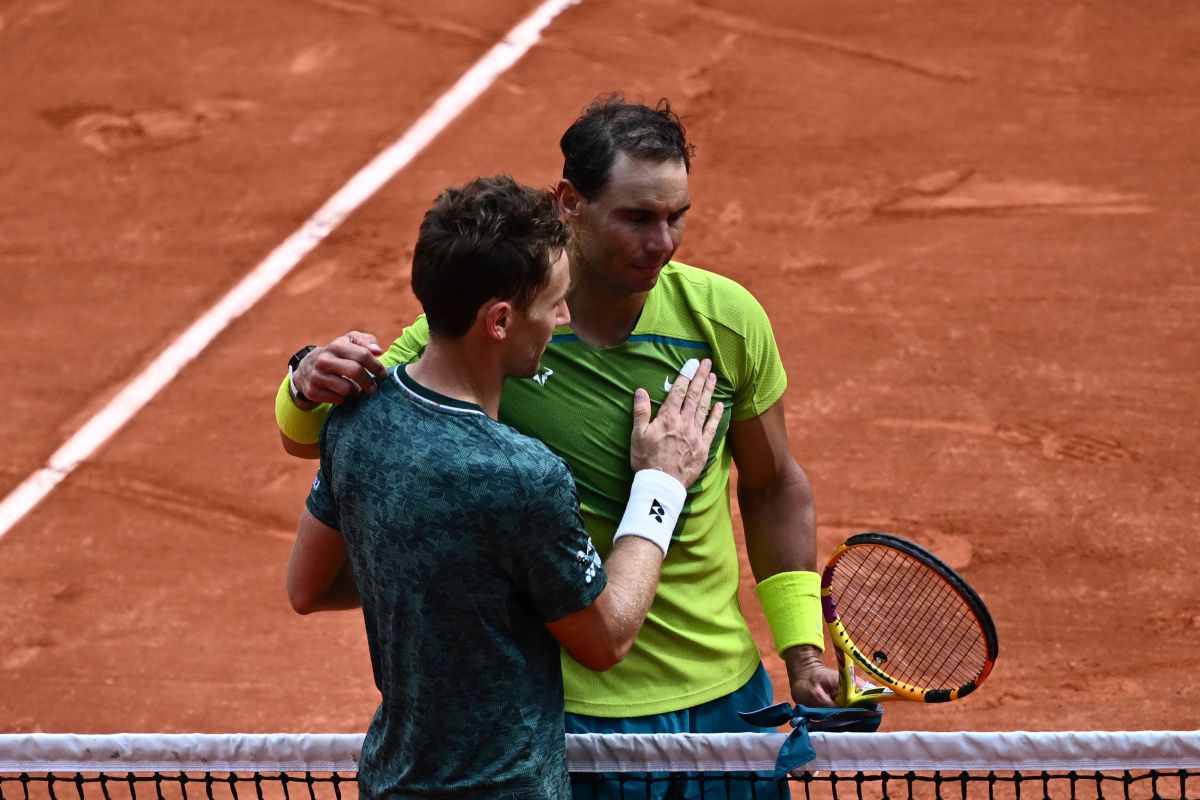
[{"left": 613, "top": 470, "right": 688, "bottom": 557}]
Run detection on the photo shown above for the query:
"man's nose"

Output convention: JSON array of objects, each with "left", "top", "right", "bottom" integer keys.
[{"left": 644, "top": 221, "right": 673, "bottom": 255}]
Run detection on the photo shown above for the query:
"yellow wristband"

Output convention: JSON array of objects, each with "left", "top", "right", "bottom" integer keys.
[
  {"left": 274, "top": 376, "right": 329, "bottom": 445},
  {"left": 756, "top": 570, "right": 825, "bottom": 656}
]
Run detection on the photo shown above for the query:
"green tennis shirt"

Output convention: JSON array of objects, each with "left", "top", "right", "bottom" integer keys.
[{"left": 381, "top": 262, "right": 787, "bottom": 717}]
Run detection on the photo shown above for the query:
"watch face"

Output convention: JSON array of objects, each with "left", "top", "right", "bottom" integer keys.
[{"left": 289, "top": 345, "right": 316, "bottom": 371}]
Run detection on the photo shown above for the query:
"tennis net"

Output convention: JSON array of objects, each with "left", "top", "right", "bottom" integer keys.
[{"left": 2, "top": 731, "right": 1198, "bottom": 799}]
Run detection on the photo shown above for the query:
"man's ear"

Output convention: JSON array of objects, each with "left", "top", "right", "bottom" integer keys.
[
  {"left": 480, "top": 299, "right": 513, "bottom": 342},
  {"left": 556, "top": 179, "right": 584, "bottom": 222}
]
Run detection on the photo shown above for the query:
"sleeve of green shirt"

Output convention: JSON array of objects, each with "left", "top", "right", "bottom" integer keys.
[
  {"left": 275, "top": 318, "right": 432, "bottom": 444},
  {"left": 706, "top": 277, "right": 786, "bottom": 421},
  {"left": 382, "top": 315, "right": 430, "bottom": 365},
  {"left": 734, "top": 290, "right": 787, "bottom": 420}
]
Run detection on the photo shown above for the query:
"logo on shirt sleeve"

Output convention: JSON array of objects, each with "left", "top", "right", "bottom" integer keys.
[{"left": 574, "top": 538, "right": 601, "bottom": 584}]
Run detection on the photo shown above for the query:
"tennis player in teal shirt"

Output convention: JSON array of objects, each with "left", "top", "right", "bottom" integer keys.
[{"left": 286, "top": 174, "right": 722, "bottom": 799}]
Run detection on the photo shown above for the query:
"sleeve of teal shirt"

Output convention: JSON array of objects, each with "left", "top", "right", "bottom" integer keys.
[
  {"left": 305, "top": 414, "right": 340, "bottom": 529},
  {"left": 510, "top": 451, "right": 608, "bottom": 622}
]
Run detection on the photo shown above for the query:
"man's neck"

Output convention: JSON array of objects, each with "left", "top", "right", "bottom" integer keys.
[
  {"left": 404, "top": 339, "right": 503, "bottom": 419},
  {"left": 565, "top": 275, "right": 649, "bottom": 349}
]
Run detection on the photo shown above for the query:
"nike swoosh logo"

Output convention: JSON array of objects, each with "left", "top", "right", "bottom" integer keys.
[{"left": 664, "top": 358, "right": 701, "bottom": 393}]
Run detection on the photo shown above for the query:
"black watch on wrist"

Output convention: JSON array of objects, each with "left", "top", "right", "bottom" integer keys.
[{"left": 288, "top": 345, "right": 318, "bottom": 404}]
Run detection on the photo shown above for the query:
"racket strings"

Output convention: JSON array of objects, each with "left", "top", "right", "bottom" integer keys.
[
  {"left": 839, "top": 572, "right": 980, "bottom": 688},
  {"left": 839, "top": 557, "right": 983, "bottom": 688},
  {"left": 833, "top": 546, "right": 987, "bottom": 690},
  {"left": 882, "top": 557, "right": 981, "bottom": 679},
  {"left": 843, "top": 556, "right": 982, "bottom": 686}
]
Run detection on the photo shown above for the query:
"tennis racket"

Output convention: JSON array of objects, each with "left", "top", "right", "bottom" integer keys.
[{"left": 822, "top": 532, "right": 999, "bottom": 708}]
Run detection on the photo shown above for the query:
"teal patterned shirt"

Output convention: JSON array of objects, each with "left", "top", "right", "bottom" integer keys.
[{"left": 307, "top": 365, "right": 606, "bottom": 799}]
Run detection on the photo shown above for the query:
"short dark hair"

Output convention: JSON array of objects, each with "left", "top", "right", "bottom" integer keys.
[
  {"left": 560, "top": 93, "right": 695, "bottom": 199},
  {"left": 411, "top": 175, "right": 569, "bottom": 338}
]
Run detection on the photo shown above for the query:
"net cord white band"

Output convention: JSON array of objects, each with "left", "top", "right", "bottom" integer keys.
[{"left": 2, "top": 732, "right": 1199, "bottom": 773}]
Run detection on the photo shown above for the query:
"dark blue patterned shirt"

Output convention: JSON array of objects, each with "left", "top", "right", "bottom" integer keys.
[{"left": 307, "top": 365, "right": 606, "bottom": 799}]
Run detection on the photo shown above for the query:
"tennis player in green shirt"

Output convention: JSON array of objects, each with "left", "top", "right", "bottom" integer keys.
[{"left": 277, "top": 95, "right": 840, "bottom": 799}]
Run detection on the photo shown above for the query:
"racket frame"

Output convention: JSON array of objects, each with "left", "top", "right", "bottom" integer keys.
[{"left": 820, "top": 531, "right": 999, "bottom": 707}]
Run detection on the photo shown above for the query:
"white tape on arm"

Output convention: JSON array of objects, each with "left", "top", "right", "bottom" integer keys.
[{"left": 613, "top": 470, "right": 687, "bottom": 557}]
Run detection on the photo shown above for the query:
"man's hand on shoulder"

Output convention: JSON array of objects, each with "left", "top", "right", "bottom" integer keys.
[{"left": 295, "top": 332, "right": 386, "bottom": 405}]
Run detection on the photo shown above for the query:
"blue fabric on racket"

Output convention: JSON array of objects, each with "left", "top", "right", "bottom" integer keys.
[{"left": 738, "top": 702, "right": 884, "bottom": 778}]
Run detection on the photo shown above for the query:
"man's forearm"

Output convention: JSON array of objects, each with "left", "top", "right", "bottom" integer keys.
[
  {"left": 546, "top": 468, "right": 688, "bottom": 671},
  {"left": 288, "top": 511, "right": 361, "bottom": 614},
  {"left": 739, "top": 457, "right": 817, "bottom": 578},
  {"left": 292, "top": 562, "right": 361, "bottom": 613},
  {"left": 545, "top": 535, "right": 665, "bottom": 672},
  {"left": 599, "top": 536, "right": 666, "bottom": 648},
  {"left": 740, "top": 459, "right": 840, "bottom": 703}
]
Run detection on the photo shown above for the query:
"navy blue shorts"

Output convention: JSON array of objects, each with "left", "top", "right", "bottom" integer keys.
[{"left": 565, "top": 663, "right": 780, "bottom": 800}]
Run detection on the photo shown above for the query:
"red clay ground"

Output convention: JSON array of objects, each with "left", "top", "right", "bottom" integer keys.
[{"left": 1, "top": 0, "right": 1198, "bottom": 735}]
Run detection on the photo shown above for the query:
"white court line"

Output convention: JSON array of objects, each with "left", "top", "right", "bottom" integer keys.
[{"left": 0, "top": 0, "right": 582, "bottom": 541}]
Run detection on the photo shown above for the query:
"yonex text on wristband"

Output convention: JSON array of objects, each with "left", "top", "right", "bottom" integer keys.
[{"left": 613, "top": 470, "right": 687, "bottom": 557}]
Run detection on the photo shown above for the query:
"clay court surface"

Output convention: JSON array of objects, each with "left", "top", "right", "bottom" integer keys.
[{"left": 1, "top": 1, "right": 1198, "bottom": 735}]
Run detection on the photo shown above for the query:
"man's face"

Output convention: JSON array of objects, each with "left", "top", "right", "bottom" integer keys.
[
  {"left": 507, "top": 248, "right": 571, "bottom": 378},
  {"left": 568, "top": 152, "right": 691, "bottom": 295}
]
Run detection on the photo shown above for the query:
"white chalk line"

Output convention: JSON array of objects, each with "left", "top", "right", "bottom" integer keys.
[{"left": 0, "top": 0, "right": 582, "bottom": 541}]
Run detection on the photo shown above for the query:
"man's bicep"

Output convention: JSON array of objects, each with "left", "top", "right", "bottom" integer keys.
[
  {"left": 287, "top": 508, "right": 348, "bottom": 612},
  {"left": 728, "top": 401, "right": 793, "bottom": 489},
  {"left": 544, "top": 589, "right": 613, "bottom": 671},
  {"left": 545, "top": 592, "right": 604, "bottom": 638},
  {"left": 729, "top": 401, "right": 817, "bottom": 575},
  {"left": 513, "top": 517, "right": 605, "bottom": 622},
  {"left": 280, "top": 430, "right": 319, "bottom": 459}
]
